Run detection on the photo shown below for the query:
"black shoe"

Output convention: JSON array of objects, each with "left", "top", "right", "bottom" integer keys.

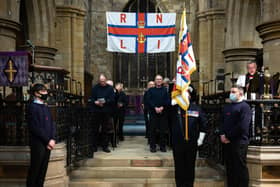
[
  {"left": 160, "top": 147, "right": 167, "bottom": 152},
  {"left": 150, "top": 147, "right": 157, "bottom": 153},
  {"left": 93, "top": 147, "right": 98, "bottom": 152},
  {"left": 102, "top": 147, "right": 111, "bottom": 153}
]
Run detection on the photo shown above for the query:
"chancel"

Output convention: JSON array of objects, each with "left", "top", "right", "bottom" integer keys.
[{"left": 1, "top": 0, "right": 280, "bottom": 187}]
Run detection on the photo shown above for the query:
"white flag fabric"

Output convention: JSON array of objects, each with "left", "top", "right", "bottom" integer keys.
[
  {"left": 172, "top": 9, "right": 196, "bottom": 110},
  {"left": 106, "top": 12, "right": 176, "bottom": 53}
]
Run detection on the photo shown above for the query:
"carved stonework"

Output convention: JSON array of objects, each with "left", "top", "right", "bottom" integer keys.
[
  {"left": 256, "top": 20, "right": 280, "bottom": 43},
  {"left": 33, "top": 46, "right": 58, "bottom": 66},
  {"left": 0, "top": 18, "right": 20, "bottom": 51},
  {"left": 247, "top": 146, "right": 280, "bottom": 186}
]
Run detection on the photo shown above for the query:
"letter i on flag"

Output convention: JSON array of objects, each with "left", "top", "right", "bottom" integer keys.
[{"left": 171, "top": 9, "right": 196, "bottom": 140}]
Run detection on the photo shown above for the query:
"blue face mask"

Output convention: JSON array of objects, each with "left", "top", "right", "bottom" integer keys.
[{"left": 229, "top": 93, "right": 238, "bottom": 102}]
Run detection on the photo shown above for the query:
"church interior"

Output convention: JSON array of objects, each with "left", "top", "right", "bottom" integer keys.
[{"left": 1, "top": 0, "right": 280, "bottom": 186}]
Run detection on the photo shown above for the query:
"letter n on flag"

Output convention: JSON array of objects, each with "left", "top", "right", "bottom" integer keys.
[
  {"left": 171, "top": 9, "right": 196, "bottom": 140},
  {"left": 106, "top": 12, "right": 176, "bottom": 53}
]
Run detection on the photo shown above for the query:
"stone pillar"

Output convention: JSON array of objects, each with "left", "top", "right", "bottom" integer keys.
[
  {"left": 0, "top": 0, "right": 20, "bottom": 51},
  {"left": 197, "top": 12, "right": 210, "bottom": 96},
  {"left": 55, "top": 6, "right": 85, "bottom": 95},
  {"left": 0, "top": 143, "right": 68, "bottom": 187},
  {"left": 34, "top": 46, "right": 58, "bottom": 66},
  {"left": 247, "top": 146, "right": 280, "bottom": 187},
  {"left": 197, "top": 8, "right": 225, "bottom": 95},
  {"left": 256, "top": 20, "right": 280, "bottom": 73},
  {"left": 223, "top": 48, "right": 259, "bottom": 91},
  {"left": 0, "top": 18, "right": 20, "bottom": 51}
]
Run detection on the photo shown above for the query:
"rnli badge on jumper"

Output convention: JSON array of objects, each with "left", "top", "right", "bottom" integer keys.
[{"left": 187, "top": 110, "right": 199, "bottom": 117}]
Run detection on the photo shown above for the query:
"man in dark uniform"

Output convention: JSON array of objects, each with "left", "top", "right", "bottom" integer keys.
[
  {"left": 142, "top": 81, "right": 155, "bottom": 139},
  {"left": 171, "top": 85, "right": 207, "bottom": 187},
  {"left": 91, "top": 74, "right": 115, "bottom": 153},
  {"left": 115, "top": 83, "right": 128, "bottom": 141},
  {"left": 147, "top": 75, "right": 170, "bottom": 152},
  {"left": 26, "top": 84, "right": 56, "bottom": 187},
  {"left": 220, "top": 86, "right": 251, "bottom": 187}
]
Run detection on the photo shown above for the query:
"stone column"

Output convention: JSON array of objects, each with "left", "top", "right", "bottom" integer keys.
[
  {"left": 257, "top": 20, "right": 280, "bottom": 73},
  {"left": 197, "top": 8, "right": 225, "bottom": 95},
  {"left": 0, "top": 18, "right": 20, "bottom": 51},
  {"left": 55, "top": 6, "right": 85, "bottom": 95},
  {"left": 223, "top": 48, "right": 259, "bottom": 91},
  {"left": 34, "top": 46, "right": 58, "bottom": 66},
  {"left": 197, "top": 12, "right": 210, "bottom": 96},
  {"left": 0, "top": 0, "right": 20, "bottom": 51}
]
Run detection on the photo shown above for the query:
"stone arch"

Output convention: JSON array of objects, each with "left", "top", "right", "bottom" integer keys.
[
  {"left": 225, "top": 0, "right": 262, "bottom": 49},
  {"left": 18, "top": 0, "right": 57, "bottom": 65},
  {"left": 24, "top": 0, "right": 56, "bottom": 48},
  {"left": 122, "top": 0, "right": 165, "bottom": 12}
]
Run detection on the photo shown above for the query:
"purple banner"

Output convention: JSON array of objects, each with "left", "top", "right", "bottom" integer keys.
[{"left": 0, "top": 51, "right": 29, "bottom": 86}]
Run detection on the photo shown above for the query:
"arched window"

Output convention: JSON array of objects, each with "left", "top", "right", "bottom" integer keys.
[{"left": 113, "top": 0, "right": 174, "bottom": 92}]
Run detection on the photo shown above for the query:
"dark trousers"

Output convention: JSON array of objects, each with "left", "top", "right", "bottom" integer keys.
[
  {"left": 92, "top": 112, "right": 113, "bottom": 148},
  {"left": 117, "top": 110, "right": 125, "bottom": 138},
  {"left": 167, "top": 106, "right": 174, "bottom": 146},
  {"left": 150, "top": 112, "right": 168, "bottom": 148},
  {"left": 26, "top": 140, "right": 51, "bottom": 187},
  {"left": 224, "top": 143, "right": 249, "bottom": 187},
  {"left": 172, "top": 141, "right": 197, "bottom": 187},
  {"left": 144, "top": 108, "right": 150, "bottom": 138}
]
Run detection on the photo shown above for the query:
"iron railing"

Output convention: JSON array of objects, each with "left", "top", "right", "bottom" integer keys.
[
  {"left": 199, "top": 94, "right": 280, "bottom": 165},
  {"left": 0, "top": 98, "right": 93, "bottom": 166}
]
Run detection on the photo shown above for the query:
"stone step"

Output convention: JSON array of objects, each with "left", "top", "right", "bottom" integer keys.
[
  {"left": 70, "top": 166, "right": 222, "bottom": 180},
  {"left": 77, "top": 157, "right": 207, "bottom": 168},
  {"left": 69, "top": 178, "right": 224, "bottom": 187}
]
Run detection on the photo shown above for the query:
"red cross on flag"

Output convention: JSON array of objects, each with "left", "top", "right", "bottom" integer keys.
[{"left": 106, "top": 12, "right": 176, "bottom": 53}]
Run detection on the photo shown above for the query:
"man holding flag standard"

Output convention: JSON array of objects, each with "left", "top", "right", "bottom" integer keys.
[{"left": 171, "top": 9, "right": 208, "bottom": 187}]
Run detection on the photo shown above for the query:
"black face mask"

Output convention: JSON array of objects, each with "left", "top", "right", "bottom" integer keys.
[{"left": 39, "top": 93, "right": 48, "bottom": 100}]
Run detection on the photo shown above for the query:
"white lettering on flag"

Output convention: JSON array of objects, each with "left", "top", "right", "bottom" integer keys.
[{"left": 146, "top": 37, "right": 175, "bottom": 53}]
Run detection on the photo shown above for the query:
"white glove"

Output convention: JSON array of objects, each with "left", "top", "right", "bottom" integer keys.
[
  {"left": 197, "top": 132, "right": 206, "bottom": 146},
  {"left": 171, "top": 99, "right": 177, "bottom": 106}
]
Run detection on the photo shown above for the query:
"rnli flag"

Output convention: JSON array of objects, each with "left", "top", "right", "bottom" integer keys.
[
  {"left": 106, "top": 12, "right": 176, "bottom": 53},
  {"left": 172, "top": 9, "right": 196, "bottom": 110},
  {"left": 171, "top": 9, "right": 196, "bottom": 140}
]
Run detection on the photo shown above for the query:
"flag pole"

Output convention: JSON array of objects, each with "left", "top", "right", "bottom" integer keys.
[{"left": 182, "top": 8, "right": 189, "bottom": 141}]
